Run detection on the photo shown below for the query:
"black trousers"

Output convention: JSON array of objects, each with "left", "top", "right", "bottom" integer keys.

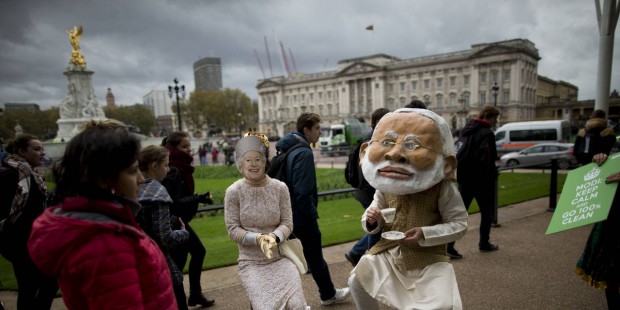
[
  {"left": 11, "top": 253, "right": 57, "bottom": 310},
  {"left": 458, "top": 180, "right": 496, "bottom": 246},
  {"left": 293, "top": 221, "right": 336, "bottom": 301},
  {"left": 170, "top": 224, "right": 206, "bottom": 296}
]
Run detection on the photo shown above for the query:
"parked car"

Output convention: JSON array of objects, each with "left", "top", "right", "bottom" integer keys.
[{"left": 499, "top": 143, "right": 577, "bottom": 169}]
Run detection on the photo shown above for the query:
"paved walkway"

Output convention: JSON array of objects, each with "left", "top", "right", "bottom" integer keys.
[{"left": 0, "top": 196, "right": 608, "bottom": 309}]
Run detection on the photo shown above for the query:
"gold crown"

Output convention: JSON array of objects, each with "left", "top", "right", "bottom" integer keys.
[{"left": 244, "top": 131, "right": 269, "bottom": 149}]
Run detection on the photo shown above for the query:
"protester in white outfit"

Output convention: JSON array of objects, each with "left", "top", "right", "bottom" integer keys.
[{"left": 348, "top": 108, "right": 469, "bottom": 310}]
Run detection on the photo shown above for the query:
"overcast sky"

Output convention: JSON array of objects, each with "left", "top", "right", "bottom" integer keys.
[{"left": 1, "top": 0, "right": 618, "bottom": 110}]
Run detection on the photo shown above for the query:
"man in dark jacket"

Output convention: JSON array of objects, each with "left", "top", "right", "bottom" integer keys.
[
  {"left": 449, "top": 106, "right": 500, "bottom": 259},
  {"left": 573, "top": 109, "right": 616, "bottom": 165},
  {"left": 275, "top": 112, "right": 350, "bottom": 306},
  {"left": 344, "top": 108, "right": 390, "bottom": 267}
]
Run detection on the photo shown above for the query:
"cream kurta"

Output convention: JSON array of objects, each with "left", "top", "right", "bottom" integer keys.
[
  {"left": 351, "top": 180, "right": 468, "bottom": 310},
  {"left": 224, "top": 176, "right": 307, "bottom": 310}
]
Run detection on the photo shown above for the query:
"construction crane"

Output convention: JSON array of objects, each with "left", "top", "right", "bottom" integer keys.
[
  {"left": 264, "top": 36, "right": 273, "bottom": 77},
  {"left": 279, "top": 41, "right": 293, "bottom": 78},
  {"left": 253, "top": 48, "right": 266, "bottom": 79},
  {"left": 288, "top": 48, "right": 297, "bottom": 76}
]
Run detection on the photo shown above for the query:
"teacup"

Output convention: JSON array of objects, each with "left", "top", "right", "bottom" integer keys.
[{"left": 381, "top": 208, "right": 396, "bottom": 223}]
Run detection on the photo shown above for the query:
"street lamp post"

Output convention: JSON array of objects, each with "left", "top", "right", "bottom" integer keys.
[
  {"left": 457, "top": 97, "right": 467, "bottom": 129},
  {"left": 237, "top": 113, "right": 243, "bottom": 137},
  {"left": 490, "top": 81, "right": 500, "bottom": 227},
  {"left": 491, "top": 81, "right": 499, "bottom": 107},
  {"left": 168, "top": 78, "right": 185, "bottom": 131}
]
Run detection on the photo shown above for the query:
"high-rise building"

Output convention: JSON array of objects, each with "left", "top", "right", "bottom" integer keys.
[
  {"left": 143, "top": 90, "right": 177, "bottom": 134},
  {"left": 193, "top": 57, "right": 223, "bottom": 91},
  {"left": 106, "top": 87, "right": 116, "bottom": 107}
]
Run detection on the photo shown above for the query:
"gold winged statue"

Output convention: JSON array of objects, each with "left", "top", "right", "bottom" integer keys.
[{"left": 66, "top": 26, "right": 86, "bottom": 68}]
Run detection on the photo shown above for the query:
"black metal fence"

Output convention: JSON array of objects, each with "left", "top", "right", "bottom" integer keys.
[{"left": 197, "top": 188, "right": 356, "bottom": 213}]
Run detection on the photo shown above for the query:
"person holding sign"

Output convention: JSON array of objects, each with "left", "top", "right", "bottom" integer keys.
[{"left": 575, "top": 152, "right": 620, "bottom": 309}]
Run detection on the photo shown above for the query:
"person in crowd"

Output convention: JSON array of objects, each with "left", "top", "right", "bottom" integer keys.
[
  {"left": 161, "top": 131, "right": 215, "bottom": 308},
  {"left": 449, "top": 105, "right": 500, "bottom": 259},
  {"left": 211, "top": 147, "right": 219, "bottom": 164},
  {"left": 137, "top": 145, "right": 190, "bottom": 310},
  {"left": 348, "top": 108, "right": 468, "bottom": 309},
  {"left": 198, "top": 145, "right": 207, "bottom": 165},
  {"left": 27, "top": 119, "right": 176, "bottom": 309},
  {"left": 344, "top": 108, "right": 390, "bottom": 267},
  {"left": 575, "top": 152, "right": 619, "bottom": 309},
  {"left": 0, "top": 133, "right": 57, "bottom": 310},
  {"left": 224, "top": 133, "right": 308, "bottom": 309},
  {"left": 404, "top": 99, "right": 427, "bottom": 109},
  {"left": 573, "top": 109, "right": 616, "bottom": 165},
  {"left": 275, "top": 112, "right": 351, "bottom": 306}
]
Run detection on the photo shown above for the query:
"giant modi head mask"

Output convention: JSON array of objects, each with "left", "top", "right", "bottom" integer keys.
[{"left": 360, "top": 108, "right": 457, "bottom": 195}]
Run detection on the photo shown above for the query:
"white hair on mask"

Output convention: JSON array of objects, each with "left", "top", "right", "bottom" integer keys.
[
  {"left": 392, "top": 108, "right": 455, "bottom": 156},
  {"left": 361, "top": 149, "right": 445, "bottom": 194}
]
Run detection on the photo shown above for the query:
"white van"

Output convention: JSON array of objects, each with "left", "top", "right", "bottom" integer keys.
[{"left": 494, "top": 120, "right": 571, "bottom": 155}]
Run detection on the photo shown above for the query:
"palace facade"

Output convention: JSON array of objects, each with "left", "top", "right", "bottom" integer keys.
[{"left": 256, "top": 38, "right": 617, "bottom": 137}]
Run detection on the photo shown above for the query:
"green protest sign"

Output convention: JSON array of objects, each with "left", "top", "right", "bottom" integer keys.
[{"left": 546, "top": 153, "right": 620, "bottom": 235}]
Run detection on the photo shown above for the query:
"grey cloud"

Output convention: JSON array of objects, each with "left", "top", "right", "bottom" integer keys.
[{"left": 0, "top": 0, "right": 618, "bottom": 110}]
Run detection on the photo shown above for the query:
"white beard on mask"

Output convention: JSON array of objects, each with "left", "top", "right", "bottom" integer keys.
[{"left": 361, "top": 150, "right": 446, "bottom": 195}]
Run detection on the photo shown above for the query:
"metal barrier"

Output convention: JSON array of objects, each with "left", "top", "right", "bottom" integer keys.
[
  {"left": 197, "top": 187, "right": 356, "bottom": 213},
  {"left": 495, "top": 158, "right": 562, "bottom": 221},
  {"left": 198, "top": 163, "right": 563, "bottom": 218}
]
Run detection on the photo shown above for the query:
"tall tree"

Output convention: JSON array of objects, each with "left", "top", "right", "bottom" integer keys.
[
  {"left": 186, "top": 88, "right": 255, "bottom": 135},
  {"left": 103, "top": 104, "right": 156, "bottom": 134},
  {"left": 0, "top": 107, "right": 59, "bottom": 140}
]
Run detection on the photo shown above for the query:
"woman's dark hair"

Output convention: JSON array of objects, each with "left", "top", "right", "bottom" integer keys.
[
  {"left": 53, "top": 119, "right": 141, "bottom": 200},
  {"left": 138, "top": 145, "right": 168, "bottom": 172},
  {"left": 6, "top": 133, "right": 39, "bottom": 154},
  {"left": 162, "top": 131, "right": 189, "bottom": 148},
  {"left": 591, "top": 109, "right": 606, "bottom": 119}
]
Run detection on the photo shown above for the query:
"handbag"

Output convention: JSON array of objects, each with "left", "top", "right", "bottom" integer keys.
[{"left": 278, "top": 237, "right": 308, "bottom": 274}]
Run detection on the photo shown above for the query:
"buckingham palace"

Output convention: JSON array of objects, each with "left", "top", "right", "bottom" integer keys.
[{"left": 256, "top": 38, "right": 614, "bottom": 138}]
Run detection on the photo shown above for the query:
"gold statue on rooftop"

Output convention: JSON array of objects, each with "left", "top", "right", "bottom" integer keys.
[{"left": 66, "top": 26, "right": 86, "bottom": 68}]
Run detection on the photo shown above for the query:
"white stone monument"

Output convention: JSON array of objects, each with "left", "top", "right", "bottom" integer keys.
[{"left": 56, "top": 26, "right": 106, "bottom": 141}]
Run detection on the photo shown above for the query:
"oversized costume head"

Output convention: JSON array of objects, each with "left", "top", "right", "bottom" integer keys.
[{"left": 360, "top": 108, "right": 456, "bottom": 195}]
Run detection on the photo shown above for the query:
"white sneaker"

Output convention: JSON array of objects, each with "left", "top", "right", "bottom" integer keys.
[{"left": 320, "top": 287, "right": 350, "bottom": 306}]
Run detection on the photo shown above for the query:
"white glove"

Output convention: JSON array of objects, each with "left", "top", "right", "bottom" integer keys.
[{"left": 256, "top": 234, "right": 277, "bottom": 259}]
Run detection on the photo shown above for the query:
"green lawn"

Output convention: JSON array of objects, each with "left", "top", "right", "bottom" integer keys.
[{"left": 0, "top": 167, "right": 566, "bottom": 290}]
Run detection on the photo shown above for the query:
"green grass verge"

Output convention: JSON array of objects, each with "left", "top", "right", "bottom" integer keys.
[{"left": 0, "top": 168, "right": 566, "bottom": 290}]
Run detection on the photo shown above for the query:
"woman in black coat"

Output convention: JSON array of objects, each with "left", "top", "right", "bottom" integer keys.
[{"left": 161, "top": 132, "right": 215, "bottom": 308}]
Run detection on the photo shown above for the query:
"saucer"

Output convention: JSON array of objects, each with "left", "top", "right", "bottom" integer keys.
[{"left": 381, "top": 231, "right": 405, "bottom": 240}]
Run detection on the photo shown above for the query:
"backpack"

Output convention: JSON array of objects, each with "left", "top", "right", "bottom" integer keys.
[
  {"left": 267, "top": 143, "right": 308, "bottom": 183},
  {"left": 455, "top": 134, "right": 474, "bottom": 164},
  {"left": 344, "top": 142, "right": 363, "bottom": 188}
]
